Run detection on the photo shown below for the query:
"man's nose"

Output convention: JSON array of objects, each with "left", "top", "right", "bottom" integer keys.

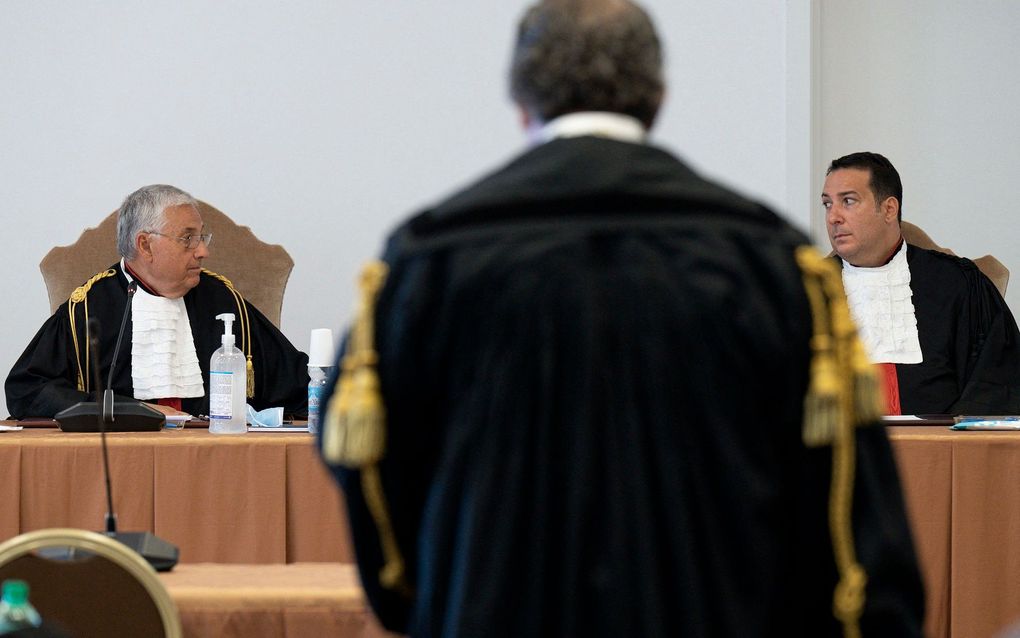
[
  {"left": 195, "top": 241, "right": 210, "bottom": 259},
  {"left": 826, "top": 206, "right": 843, "bottom": 226}
]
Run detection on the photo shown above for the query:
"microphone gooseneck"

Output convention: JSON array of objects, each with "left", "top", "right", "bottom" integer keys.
[
  {"left": 88, "top": 317, "right": 118, "bottom": 535},
  {"left": 103, "top": 281, "right": 136, "bottom": 423},
  {"left": 108, "top": 281, "right": 137, "bottom": 391}
]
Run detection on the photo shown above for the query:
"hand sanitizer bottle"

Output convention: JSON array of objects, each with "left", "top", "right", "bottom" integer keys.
[{"left": 209, "top": 313, "right": 247, "bottom": 434}]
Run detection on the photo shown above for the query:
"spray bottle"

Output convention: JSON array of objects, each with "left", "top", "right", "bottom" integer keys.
[{"left": 209, "top": 313, "right": 247, "bottom": 434}]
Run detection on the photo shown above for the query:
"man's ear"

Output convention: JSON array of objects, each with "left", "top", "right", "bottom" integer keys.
[
  {"left": 516, "top": 102, "right": 533, "bottom": 132},
  {"left": 882, "top": 196, "right": 900, "bottom": 223},
  {"left": 136, "top": 232, "right": 154, "bottom": 261}
]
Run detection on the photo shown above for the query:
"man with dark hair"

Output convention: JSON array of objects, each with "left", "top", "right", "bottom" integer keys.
[
  {"left": 828, "top": 152, "right": 904, "bottom": 221},
  {"left": 823, "top": 152, "right": 1020, "bottom": 414},
  {"left": 319, "top": 2, "right": 924, "bottom": 636},
  {"left": 509, "top": 0, "right": 664, "bottom": 129},
  {"left": 6, "top": 184, "right": 309, "bottom": 419}
]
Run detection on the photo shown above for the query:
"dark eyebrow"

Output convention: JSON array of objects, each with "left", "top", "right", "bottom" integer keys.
[{"left": 821, "top": 190, "right": 860, "bottom": 199}]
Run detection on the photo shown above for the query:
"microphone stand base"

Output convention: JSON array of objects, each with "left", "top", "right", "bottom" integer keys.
[
  {"left": 107, "top": 531, "right": 179, "bottom": 572},
  {"left": 55, "top": 401, "right": 165, "bottom": 432}
]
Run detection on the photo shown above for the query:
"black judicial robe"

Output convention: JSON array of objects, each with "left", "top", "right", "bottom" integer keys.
[
  {"left": 321, "top": 137, "right": 924, "bottom": 637},
  {"left": 6, "top": 263, "right": 309, "bottom": 418},
  {"left": 894, "top": 244, "right": 1020, "bottom": 415}
]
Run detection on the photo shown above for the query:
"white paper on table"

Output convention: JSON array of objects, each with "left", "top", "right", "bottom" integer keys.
[{"left": 247, "top": 425, "right": 310, "bottom": 433}]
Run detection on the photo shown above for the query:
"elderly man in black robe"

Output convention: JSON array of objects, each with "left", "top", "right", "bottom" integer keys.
[
  {"left": 6, "top": 184, "right": 308, "bottom": 419},
  {"left": 318, "top": 1, "right": 925, "bottom": 636}
]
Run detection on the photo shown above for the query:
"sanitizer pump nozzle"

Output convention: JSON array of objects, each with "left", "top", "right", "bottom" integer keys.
[{"left": 216, "top": 313, "right": 236, "bottom": 348}]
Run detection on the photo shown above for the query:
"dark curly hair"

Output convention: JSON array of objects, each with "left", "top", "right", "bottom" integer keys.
[{"left": 509, "top": 0, "right": 664, "bottom": 128}]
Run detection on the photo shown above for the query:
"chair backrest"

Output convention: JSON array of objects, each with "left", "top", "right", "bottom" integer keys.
[
  {"left": 900, "top": 220, "right": 1009, "bottom": 297},
  {"left": 0, "top": 528, "right": 182, "bottom": 637},
  {"left": 39, "top": 201, "right": 294, "bottom": 327}
]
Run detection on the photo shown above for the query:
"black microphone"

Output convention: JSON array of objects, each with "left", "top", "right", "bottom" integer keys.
[
  {"left": 87, "top": 316, "right": 179, "bottom": 572},
  {"left": 55, "top": 280, "right": 164, "bottom": 433}
]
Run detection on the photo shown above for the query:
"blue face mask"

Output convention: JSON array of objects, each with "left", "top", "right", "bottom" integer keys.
[{"left": 246, "top": 404, "right": 284, "bottom": 428}]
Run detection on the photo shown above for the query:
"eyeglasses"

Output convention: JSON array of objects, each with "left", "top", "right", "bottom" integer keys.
[{"left": 147, "top": 231, "right": 213, "bottom": 250}]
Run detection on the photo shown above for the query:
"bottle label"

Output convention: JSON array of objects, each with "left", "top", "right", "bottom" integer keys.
[
  {"left": 308, "top": 384, "right": 325, "bottom": 432},
  {"left": 209, "top": 371, "right": 233, "bottom": 419}
]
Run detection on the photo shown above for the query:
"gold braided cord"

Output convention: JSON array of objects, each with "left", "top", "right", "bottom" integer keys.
[
  {"left": 201, "top": 269, "right": 254, "bottom": 398},
  {"left": 361, "top": 464, "right": 412, "bottom": 596},
  {"left": 796, "top": 246, "right": 879, "bottom": 638},
  {"left": 322, "top": 260, "right": 408, "bottom": 595},
  {"left": 800, "top": 271, "right": 838, "bottom": 448},
  {"left": 68, "top": 269, "right": 117, "bottom": 393}
]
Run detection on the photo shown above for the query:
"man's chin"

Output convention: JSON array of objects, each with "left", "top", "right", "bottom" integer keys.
[
  {"left": 831, "top": 237, "right": 854, "bottom": 257},
  {"left": 182, "top": 273, "right": 202, "bottom": 292}
]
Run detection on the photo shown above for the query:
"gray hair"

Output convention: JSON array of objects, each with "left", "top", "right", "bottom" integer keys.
[
  {"left": 509, "top": 0, "right": 664, "bottom": 127},
  {"left": 116, "top": 184, "right": 198, "bottom": 259}
]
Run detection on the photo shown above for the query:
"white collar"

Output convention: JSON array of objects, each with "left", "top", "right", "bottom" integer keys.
[
  {"left": 528, "top": 111, "right": 648, "bottom": 146},
  {"left": 123, "top": 259, "right": 205, "bottom": 400},
  {"left": 841, "top": 243, "right": 923, "bottom": 365}
]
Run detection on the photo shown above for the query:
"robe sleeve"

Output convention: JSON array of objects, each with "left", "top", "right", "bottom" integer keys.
[
  {"left": 949, "top": 267, "right": 1020, "bottom": 414},
  {"left": 5, "top": 308, "right": 89, "bottom": 418}
]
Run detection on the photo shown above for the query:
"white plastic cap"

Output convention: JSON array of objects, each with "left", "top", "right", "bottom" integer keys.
[{"left": 308, "top": 328, "right": 335, "bottom": 367}]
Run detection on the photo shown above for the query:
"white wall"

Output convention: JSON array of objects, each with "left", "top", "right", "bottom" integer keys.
[
  {"left": 0, "top": 1, "right": 808, "bottom": 418},
  {"left": 817, "top": 1, "right": 1020, "bottom": 313}
]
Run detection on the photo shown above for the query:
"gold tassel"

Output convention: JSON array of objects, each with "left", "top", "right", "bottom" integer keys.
[
  {"left": 323, "top": 362, "right": 354, "bottom": 462},
  {"left": 246, "top": 355, "right": 255, "bottom": 399},
  {"left": 323, "top": 356, "right": 388, "bottom": 466},
  {"left": 820, "top": 262, "right": 883, "bottom": 428},
  {"left": 803, "top": 345, "right": 839, "bottom": 447},
  {"left": 850, "top": 340, "right": 883, "bottom": 426},
  {"left": 323, "top": 260, "right": 389, "bottom": 467},
  {"left": 348, "top": 365, "right": 387, "bottom": 462},
  {"left": 797, "top": 247, "right": 838, "bottom": 447}
]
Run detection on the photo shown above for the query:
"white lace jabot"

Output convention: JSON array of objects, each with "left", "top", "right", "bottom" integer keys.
[
  {"left": 124, "top": 262, "right": 205, "bottom": 400},
  {"left": 841, "top": 244, "right": 923, "bottom": 365}
]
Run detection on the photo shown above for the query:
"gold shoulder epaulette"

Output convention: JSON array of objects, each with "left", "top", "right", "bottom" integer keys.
[
  {"left": 69, "top": 269, "right": 117, "bottom": 392},
  {"left": 202, "top": 268, "right": 254, "bottom": 398},
  {"left": 795, "top": 245, "right": 883, "bottom": 638},
  {"left": 322, "top": 259, "right": 410, "bottom": 597}
]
